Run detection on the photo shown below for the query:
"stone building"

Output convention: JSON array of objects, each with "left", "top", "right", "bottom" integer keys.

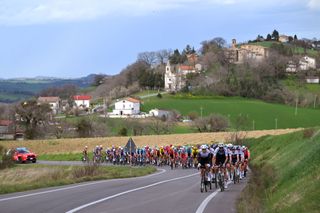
[{"left": 226, "top": 39, "right": 269, "bottom": 64}]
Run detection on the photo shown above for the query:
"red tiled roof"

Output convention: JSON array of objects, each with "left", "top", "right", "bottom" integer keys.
[
  {"left": 38, "top": 96, "right": 60, "bottom": 103},
  {"left": 125, "top": 97, "right": 141, "bottom": 103},
  {"left": 73, "top": 95, "right": 92, "bottom": 100},
  {"left": 0, "top": 120, "right": 13, "bottom": 126}
]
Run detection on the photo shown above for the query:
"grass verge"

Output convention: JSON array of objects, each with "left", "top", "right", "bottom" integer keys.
[
  {"left": 0, "top": 164, "right": 156, "bottom": 194},
  {"left": 237, "top": 129, "right": 320, "bottom": 213}
]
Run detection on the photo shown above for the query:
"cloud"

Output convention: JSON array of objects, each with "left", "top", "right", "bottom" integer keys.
[
  {"left": 0, "top": 0, "right": 311, "bottom": 26},
  {"left": 308, "top": 0, "right": 320, "bottom": 10}
]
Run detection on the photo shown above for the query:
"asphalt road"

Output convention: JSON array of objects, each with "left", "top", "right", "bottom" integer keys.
[{"left": 0, "top": 162, "right": 248, "bottom": 213}]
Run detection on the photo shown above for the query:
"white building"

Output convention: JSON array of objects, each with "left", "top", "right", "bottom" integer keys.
[
  {"left": 286, "top": 56, "right": 317, "bottom": 73},
  {"left": 300, "top": 56, "right": 316, "bottom": 70},
  {"left": 306, "top": 76, "right": 319, "bottom": 84},
  {"left": 37, "top": 96, "right": 60, "bottom": 114},
  {"left": 112, "top": 98, "right": 140, "bottom": 115},
  {"left": 149, "top": 109, "right": 170, "bottom": 118},
  {"left": 164, "top": 61, "right": 202, "bottom": 92},
  {"left": 73, "top": 95, "right": 91, "bottom": 108},
  {"left": 279, "top": 35, "right": 289, "bottom": 43}
]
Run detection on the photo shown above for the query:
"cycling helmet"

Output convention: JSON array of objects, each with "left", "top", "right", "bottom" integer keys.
[
  {"left": 85, "top": 146, "right": 88, "bottom": 148},
  {"left": 231, "top": 146, "right": 236, "bottom": 150},
  {"left": 200, "top": 144, "right": 208, "bottom": 150},
  {"left": 236, "top": 145, "right": 240, "bottom": 150},
  {"left": 218, "top": 143, "right": 224, "bottom": 148},
  {"left": 242, "top": 145, "right": 246, "bottom": 150}
]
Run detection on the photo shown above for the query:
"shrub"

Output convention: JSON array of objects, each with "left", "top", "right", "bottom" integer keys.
[
  {"left": 0, "top": 145, "right": 14, "bottom": 170},
  {"left": 157, "top": 93, "right": 162, "bottom": 98},
  {"left": 76, "top": 118, "right": 93, "bottom": 138},
  {"left": 303, "top": 128, "right": 315, "bottom": 139},
  {"left": 118, "top": 127, "right": 128, "bottom": 136}
]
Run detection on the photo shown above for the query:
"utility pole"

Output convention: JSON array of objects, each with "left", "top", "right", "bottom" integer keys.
[
  {"left": 252, "top": 120, "right": 255, "bottom": 130},
  {"left": 275, "top": 118, "right": 278, "bottom": 129},
  {"left": 295, "top": 98, "right": 298, "bottom": 116}
]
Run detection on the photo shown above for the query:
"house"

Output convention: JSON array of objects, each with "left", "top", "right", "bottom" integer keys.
[
  {"left": 286, "top": 56, "right": 316, "bottom": 73},
  {"left": 306, "top": 76, "right": 319, "bottom": 84},
  {"left": 149, "top": 109, "right": 170, "bottom": 118},
  {"left": 73, "top": 95, "right": 92, "bottom": 108},
  {"left": 226, "top": 39, "right": 269, "bottom": 64},
  {"left": 164, "top": 54, "right": 202, "bottom": 92},
  {"left": 112, "top": 97, "right": 141, "bottom": 115},
  {"left": 0, "top": 120, "right": 15, "bottom": 140},
  {"left": 37, "top": 96, "right": 60, "bottom": 114},
  {"left": 279, "top": 35, "right": 289, "bottom": 43},
  {"left": 300, "top": 56, "right": 316, "bottom": 70}
]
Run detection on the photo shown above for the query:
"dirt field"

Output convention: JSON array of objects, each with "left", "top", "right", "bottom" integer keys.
[{"left": 0, "top": 128, "right": 302, "bottom": 155}]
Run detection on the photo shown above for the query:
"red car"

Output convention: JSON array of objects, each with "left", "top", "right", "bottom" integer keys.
[{"left": 8, "top": 147, "right": 37, "bottom": 163}]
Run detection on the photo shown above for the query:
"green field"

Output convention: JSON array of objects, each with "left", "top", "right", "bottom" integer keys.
[
  {"left": 283, "top": 78, "right": 320, "bottom": 95},
  {"left": 238, "top": 129, "right": 320, "bottom": 212},
  {"left": 142, "top": 94, "right": 320, "bottom": 130},
  {"left": 250, "top": 41, "right": 319, "bottom": 57}
]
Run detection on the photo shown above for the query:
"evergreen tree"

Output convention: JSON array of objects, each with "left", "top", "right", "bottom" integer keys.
[{"left": 272, "top": 30, "right": 279, "bottom": 41}]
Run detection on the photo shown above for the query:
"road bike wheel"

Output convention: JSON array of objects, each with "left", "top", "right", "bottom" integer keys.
[
  {"left": 233, "top": 169, "right": 236, "bottom": 184},
  {"left": 214, "top": 173, "right": 218, "bottom": 189}
]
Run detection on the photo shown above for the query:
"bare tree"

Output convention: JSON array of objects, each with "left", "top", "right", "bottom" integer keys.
[
  {"left": 156, "top": 49, "right": 172, "bottom": 64},
  {"left": 15, "top": 100, "right": 52, "bottom": 139},
  {"left": 137, "top": 51, "right": 157, "bottom": 66}
]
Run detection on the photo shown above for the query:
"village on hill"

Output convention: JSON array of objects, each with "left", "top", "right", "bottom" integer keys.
[{"left": 0, "top": 30, "right": 320, "bottom": 140}]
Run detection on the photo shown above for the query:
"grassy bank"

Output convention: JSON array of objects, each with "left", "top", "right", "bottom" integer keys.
[
  {"left": 0, "top": 164, "right": 156, "bottom": 194},
  {"left": 238, "top": 129, "right": 320, "bottom": 213}
]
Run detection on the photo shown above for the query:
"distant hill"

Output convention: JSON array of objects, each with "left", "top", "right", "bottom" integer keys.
[{"left": 0, "top": 74, "right": 103, "bottom": 103}]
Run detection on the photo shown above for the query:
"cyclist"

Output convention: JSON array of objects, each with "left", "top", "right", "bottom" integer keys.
[
  {"left": 242, "top": 146, "right": 250, "bottom": 177},
  {"left": 213, "top": 143, "right": 229, "bottom": 188},
  {"left": 236, "top": 145, "right": 245, "bottom": 179},
  {"left": 197, "top": 145, "right": 213, "bottom": 181},
  {"left": 229, "top": 146, "right": 239, "bottom": 181},
  {"left": 82, "top": 146, "right": 88, "bottom": 162}
]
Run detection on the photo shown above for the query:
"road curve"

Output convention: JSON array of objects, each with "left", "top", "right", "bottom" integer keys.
[{"left": 0, "top": 163, "right": 248, "bottom": 213}]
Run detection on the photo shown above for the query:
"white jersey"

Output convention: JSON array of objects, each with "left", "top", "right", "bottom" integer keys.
[{"left": 198, "top": 149, "right": 211, "bottom": 158}]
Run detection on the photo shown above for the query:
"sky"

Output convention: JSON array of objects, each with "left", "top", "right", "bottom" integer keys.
[{"left": 0, "top": 0, "right": 319, "bottom": 79}]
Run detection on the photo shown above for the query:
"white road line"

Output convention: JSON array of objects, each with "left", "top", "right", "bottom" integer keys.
[
  {"left": 0, "top": 168, "right": 166, "bottom": 202},
  {"left": 195, "top": 181, "right": 232, "bottom": 213},
  {"left": 66, "top": 172, "right": 199, "bottom": 213}
]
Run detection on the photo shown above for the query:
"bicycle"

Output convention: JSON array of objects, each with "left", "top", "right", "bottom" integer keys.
[
  {"left": 214, "top": 164, "right": 225, "bottom": 192},
  {"left": 200, "top": 165, "right": 212, "bottom": 193},
  {"left": 232, "top": 163, "right": 240, "bottom": 184}
]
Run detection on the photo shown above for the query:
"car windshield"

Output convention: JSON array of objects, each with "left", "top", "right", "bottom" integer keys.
[{"left": 16, "top": 148, "right": 30, "bottom": 154}]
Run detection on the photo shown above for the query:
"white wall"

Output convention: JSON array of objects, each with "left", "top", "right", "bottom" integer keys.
[
  {"left": 75, "top": 100, "right": 90, "bottom": 108},
  {"left": 113, "top": 100, "right": 140, "bottom": 115}
]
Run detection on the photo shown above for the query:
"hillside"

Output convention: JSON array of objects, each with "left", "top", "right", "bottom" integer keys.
[
  {"left": 238, "top": 129, "right": 320, "bottom": 212},
  {"left": 142, "top": 94, "right": 320, "bottom": 130},
  {"left": 249, "top": 41, "right": 319, "bottom": 57},
  {"left": 0, "top": 74, "right": 98, "bottom": 103}
]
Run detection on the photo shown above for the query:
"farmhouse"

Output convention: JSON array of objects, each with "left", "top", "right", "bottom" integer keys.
[
  {"left": 226, "top": 39, "right": 269, "bottom": 64},
  {"left": 165, "top": 54, "right": 202, "bottom": 92},
  {"left": 0, "top": 120, "right": 15, "bottom": 140},
  {"left": 149, "top": 109, "right": 170, "bottom": 118},
  {"left": 37, "top": 96, "right": 60, "bottom": 114},
  {"left": 73, "top": 95, "right": 91, "bottom": 108},
  {"left": 112, "top": 97, "right": 141, "bottom": 115},
  {"left": 279, "top": 35, "right": 289, "bottom": 43},
  {"left": 286, "top": 56, "right": 316, "bottom": 73}
]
